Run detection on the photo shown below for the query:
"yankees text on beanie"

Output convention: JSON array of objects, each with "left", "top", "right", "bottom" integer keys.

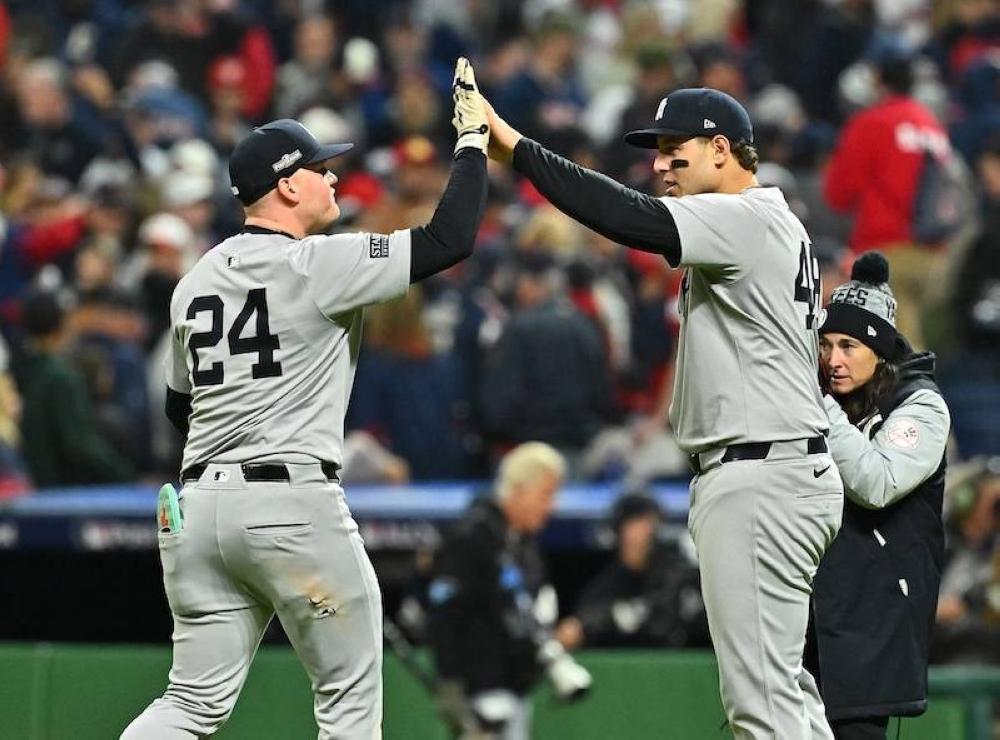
[{"left": 819, "top": 251, "right": 902, "bottom": 360}]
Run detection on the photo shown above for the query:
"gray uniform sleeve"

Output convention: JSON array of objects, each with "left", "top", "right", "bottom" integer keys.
[
  {"left": 661, "top": 193, "right": 768, "bottom": 283},
  {"left": 287, "top": 230, "right": 412, "bottom": 317},
  {"left": 824, "top": 390, "right": 951, "bottom": 510},
  {"left": 165, "top": 288, "right": 193, "bottom": 394}
]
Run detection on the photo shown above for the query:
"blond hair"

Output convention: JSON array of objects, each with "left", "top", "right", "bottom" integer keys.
[{"left": 496, "top": 442, "right": 567, "bottom": 500}]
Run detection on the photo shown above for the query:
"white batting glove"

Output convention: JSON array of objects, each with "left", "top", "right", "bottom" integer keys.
[{"left": 452, "top": 57, "right": 489, "bottom": 155}]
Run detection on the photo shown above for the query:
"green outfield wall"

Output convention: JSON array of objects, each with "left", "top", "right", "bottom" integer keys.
[{"left": 0, "top": 644, "right": 984, "bottom": 739}]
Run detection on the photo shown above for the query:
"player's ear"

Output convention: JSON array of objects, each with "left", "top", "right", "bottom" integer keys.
[
  {"left": 712, "top": 136, "right": 729, "bottom": 166},
  {"left": 276, "top": 177, "right": 300, "bottom": 203}
]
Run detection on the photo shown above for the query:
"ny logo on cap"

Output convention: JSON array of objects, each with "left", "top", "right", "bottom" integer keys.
[
  {"left": 655, "top": 98, "right": 668, "bottom": 121},
  {"left": 272, "top": 149, "right": 303, "bottom": 173}
]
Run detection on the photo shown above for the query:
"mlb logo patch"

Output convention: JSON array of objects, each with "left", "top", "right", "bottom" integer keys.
[{"left": 369, "top": 234, "right": 390, "bottom": 258}]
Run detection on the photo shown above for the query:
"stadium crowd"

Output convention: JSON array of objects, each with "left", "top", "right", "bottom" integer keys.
[{"left": 1, "top": 0, "right": 1000, "bottom": 655}]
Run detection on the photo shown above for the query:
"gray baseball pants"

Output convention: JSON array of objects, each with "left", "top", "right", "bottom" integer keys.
[
  {"left": 688, "top": 440, "right": 843, "bottom": 740},
  {"left": 120, "top": 462, "right": 383, "bottom": 740}
]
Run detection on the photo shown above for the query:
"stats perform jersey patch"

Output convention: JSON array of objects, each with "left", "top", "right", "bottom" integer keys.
[
  {"left": 369, "top": 234, "right": 390, "bottom": 258},
  {"left": 885, "top": 418, "right": 920, "bottom": 449}
]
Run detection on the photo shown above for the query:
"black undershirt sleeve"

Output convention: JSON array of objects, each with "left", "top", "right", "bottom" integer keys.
[
  {"left": 512, "top": 138, "right": 682, "bottom": 266},
  {"left": 165, "top": 387, "right": 192, "bottom": 440},
  {"left": 409, "top": 148, "right": 488, "bottom": 282}
]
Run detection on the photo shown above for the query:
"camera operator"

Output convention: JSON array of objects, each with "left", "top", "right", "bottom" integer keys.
[
  {"left": 554, "top": 492, "right": 708, "bottom": 650},
  {"left": 426, "top": 441, "right": 591, "bottom": 739}
]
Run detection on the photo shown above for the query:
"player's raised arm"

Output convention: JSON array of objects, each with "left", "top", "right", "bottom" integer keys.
[
  {"left": 479, "top": 86, "right": 681, "bottom": 264},
  {"left": 408, "top": 57, "right": 490, "bottom": 283}
]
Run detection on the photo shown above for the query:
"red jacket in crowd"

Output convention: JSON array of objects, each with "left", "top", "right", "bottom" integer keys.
[{"left": 823, "top": 95, "right": 950, "bottom": 253}]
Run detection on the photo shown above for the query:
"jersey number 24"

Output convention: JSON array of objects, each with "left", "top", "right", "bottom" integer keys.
[{"left": 186, "top": 288, "right": 283, "bottom": 386}]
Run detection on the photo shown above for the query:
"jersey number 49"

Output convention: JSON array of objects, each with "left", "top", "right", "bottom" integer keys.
[{"left": 794, "top": 241, "right": 821, "bottom": 330}]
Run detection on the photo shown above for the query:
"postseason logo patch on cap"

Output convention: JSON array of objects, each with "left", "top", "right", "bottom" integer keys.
[{"left": 272, "top": 149, "right": 303, "bottom": 173}]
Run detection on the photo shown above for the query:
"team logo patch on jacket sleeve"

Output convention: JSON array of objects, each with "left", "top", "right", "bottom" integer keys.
[
  {"left": 885, "top": 418, "right": 920, "bottom": 449},
  {"left": 369, "top": 234, "right": 390, "bottom": 258}
]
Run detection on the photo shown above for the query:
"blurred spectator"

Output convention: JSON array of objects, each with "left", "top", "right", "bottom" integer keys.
[
  {"left": 0, "top": 162, "right": 86, "bottom": 337},
  {"left": 948, "top": 55, "right": 1000, "bottom": 166},
  {"left": 588, "top": 42, "right": 680, "bottom": 185},
  {"left": 125, "top": 212, "right": 198, "bottom": 350},
  {"left": 933, "top": 456, "right": 1000, "bottom": 664},
  {"left": 348, "top": 287, "right": 469, "bottom": 480},
  {"left": 928, "top": 0, "right": 1000, "bottom": 83},
  {"left": 357, "top": 135, "right": 448, "bottom": 233},
  {"left": 12, "top": 287, "right": 133, "bottom": 488},
  {"left": 204, "top": 55, "right": 253, "bottom": 154},
  {"left": 77, "top": 183, "right": 134, "bottom": 268},
  {"left": 372, "top": 66, "right": 452, "bottom": 150},
  {"left": 689, "top": 41, "right": 747, "bottom": 100},
  {"left": 361, "top": 10, "right": 452, "bottom": 149},
  {"left": 950, "top": 136, "right": 1000, "bottom": 354},
  {"left": 111, "top": 0, "right": 275, "bottom": 111},
  {"left": 13, "top": 56, "right": 121, "bottom": 183},
  {"left": 788, "top": 0, "right": 875, "bottom": 125},
  {"left": 479, "top": 251, "right": 612, "bottom": 474},
  {"left": 70, "top": 284, "right": 151, "bottom": 474},
  {"left": 938, "top": 136, "right": 1000, "bottom": 457},
  {"left": 0, "top": 336, "right": 30, "bottom": 498},
  {"left": 272, "top": 14, "right": 340, "bottom": 120},
  {"left": 492, "top": 10, "right": 586, "bottom": 153},
  {"left": 823, "top": 43, "right": 954, "bottom": 348},
  {"left": 554, "top": 492, "right": 707, "bottom": 649},
  {"left": 119, "top": 60, "right": 211, "bottom": 177},
  {"left": 515, "top": 203, "right": 585, "bottom": 258},
  {"left": 160, "top": 170, "right": 218, "bottom": 253}
]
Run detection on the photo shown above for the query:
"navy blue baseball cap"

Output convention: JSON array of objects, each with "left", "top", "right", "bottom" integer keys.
[
  {"left": 624, "top": 88, "right": 754, "bottom": 149},
  {"left": 229, "top": 119, "right": 354, "bottom": 205}
]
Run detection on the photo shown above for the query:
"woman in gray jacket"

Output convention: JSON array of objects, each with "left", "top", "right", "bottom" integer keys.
[{"left": 808, "top": 252, "right": 951, "bottom": 740}]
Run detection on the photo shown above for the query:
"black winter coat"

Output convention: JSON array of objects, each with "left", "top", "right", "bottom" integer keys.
[
  {"left": 426, "top": 497, "right": 548, "bottom": 696},
  {"left": 809, "top": 353, "right": 947, "bottom": 720}
]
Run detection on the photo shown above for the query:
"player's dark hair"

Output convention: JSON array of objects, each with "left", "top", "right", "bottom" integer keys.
[
  {"left": 836, "top": 360, "right": 900, "bottom": 425},
  {"left": 732, "top": 141, "right": 759, "bottom": 174}
]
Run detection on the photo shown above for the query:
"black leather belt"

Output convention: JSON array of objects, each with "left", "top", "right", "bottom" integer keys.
[
  {"left": 689, "top": 436, "right": 827, "bottom": 475},
  {"left": 181, "top": 462, "right": 340, "bottom": 483}
]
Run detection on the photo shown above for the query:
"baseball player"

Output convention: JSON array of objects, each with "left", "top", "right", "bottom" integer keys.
[
  {"left": 479, "top": 82, "right": 844, "bottom": 739},
  {"left": 120, "top": 58, "right": 490, "bottom": 740}
]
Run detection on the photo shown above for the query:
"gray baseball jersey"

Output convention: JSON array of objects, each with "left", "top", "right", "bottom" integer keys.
[
  {"left": 167, "top": 229, "right": 411, "bottom": 471},
  {"left": 123, "top": 229, "right": 411, "bottom": 740},
  {"left": 662, "top": 186, "right": 829, "bottom": 453}
]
